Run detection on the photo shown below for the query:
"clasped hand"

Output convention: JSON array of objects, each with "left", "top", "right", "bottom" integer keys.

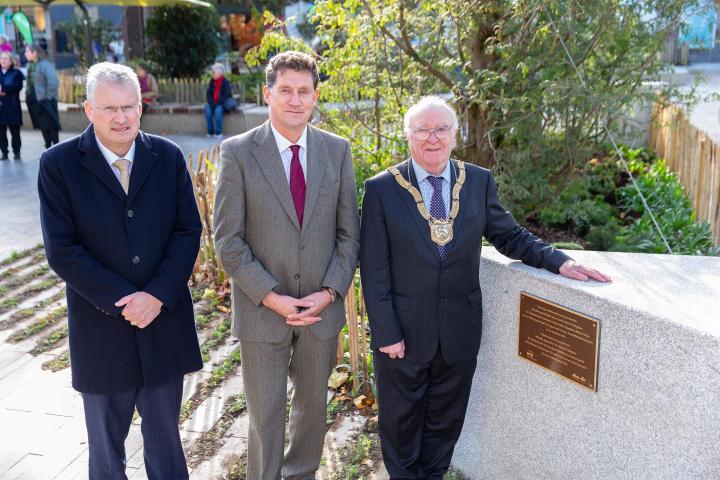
[
  {"left": 115, "top": 292, "right": 163, "bottom": 329},
  {"left": 262, "top": 290, "right": 333, "bottom": 327}
]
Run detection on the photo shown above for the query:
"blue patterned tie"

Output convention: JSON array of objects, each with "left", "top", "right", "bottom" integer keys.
[{"left": 427, "top": 176, "right": 447, "bottom": 259}]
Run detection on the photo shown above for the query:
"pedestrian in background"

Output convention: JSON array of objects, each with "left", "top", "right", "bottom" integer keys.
[
  {"left": 25, "top": 44, "right": 60, "bottom": 149},
  {"left": 135, "top": 61, "right": 158, "bottom": 114},
  {"left": 0, "top": 52, "right": 24, "bottom": 160},
  {"left": 0, "top": 36, "right": 12, "bottom": 53},
  {"left": 205, "top": 62, "right": 232, "bottom": 139}
]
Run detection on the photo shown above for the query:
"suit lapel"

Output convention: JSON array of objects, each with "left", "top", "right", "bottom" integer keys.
[
  {"left": 252, "top": 121, "right": 301, "bottom": 231},
  {"left": 443, "top": 160, "right": 467, "bottom": 259},
  {"left": 394, "top": 160, "right": 442, "bottom": 262},
  {"left": 300, "top": 125, "right": 328, "bottom": 236},
  {"left": 78, "top": 125, "right": 127, "bottom": 202},
  {"left": 127, "top": 132, "right": 158, "bottom": 204}
]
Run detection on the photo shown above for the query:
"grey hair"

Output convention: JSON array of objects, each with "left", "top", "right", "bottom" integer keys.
[
  {"left": 86, "top": 62, "right": 141, "bottom": 104},
  {"left": 403, "top": 96, "right": 459, "bottom": 137},
  {"left": 211, "top": 62, "right": 225, "bottom": 74}
]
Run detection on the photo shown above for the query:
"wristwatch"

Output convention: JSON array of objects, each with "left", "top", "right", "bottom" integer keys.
[{"left": 324, "top": 287, "right": 337, "bottom": 302}]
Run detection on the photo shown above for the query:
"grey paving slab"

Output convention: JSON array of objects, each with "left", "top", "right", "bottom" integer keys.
[
  {"left": 0, "top": 351, "right": 32, "bottom": 383},
  {"left": 124, "top": 424, "right": 145, "bottom": 470},
  {"left": 188, "top": 418, "right": 247, "bottom": 480},
  {"left": 182, "top": 374, "right": 244, "bottom": 435},
  {"left": 181, "top": 371, "right": 211, "bottom": 406},
  {"left": 49, "top": 451, "right": 87, "bottom": 480}
]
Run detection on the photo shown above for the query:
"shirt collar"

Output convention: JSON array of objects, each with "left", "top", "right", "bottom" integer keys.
[
  {"left": 411, "top": 157, "right": 451, "bottom": 185},
  {"left": 95, "top": 135, "right": 136, "bottom": 168},
  {"left": 270, "top": 122, "right": 308, "bottom": 154}
]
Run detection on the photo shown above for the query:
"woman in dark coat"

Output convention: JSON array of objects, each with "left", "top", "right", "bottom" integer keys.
[
  {"left": 205, "top": 63, "right": 232, "bottom": 138},
  {"left": 25, "top": 44, "right": 61, "bottom": 149},
  {"left": 0, "top": 51, "right": 24, "bottom": 160}
]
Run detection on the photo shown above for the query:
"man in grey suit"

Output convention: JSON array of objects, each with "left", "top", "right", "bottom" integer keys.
[{"left": 213, "top": 51, "right": 360, "bottom": 479}]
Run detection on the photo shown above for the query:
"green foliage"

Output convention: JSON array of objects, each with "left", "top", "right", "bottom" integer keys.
[
  {"left": 57, "top": 17, "right": 114, "bottom": 67},
  {"left": 586, "top": 220, "right": 621, "bottom": 251},
  {"left": 247, "top": 0, "right": 696, "bottom": 218},
  {"left": 551, "top": 242, "right": 584, "bottom": 251},
  {"left": 538, "top": 158, "right": 620, "bottom": 235},
  {"left": 146, "top": 5, "right": 221, "bottom": 77},
  {"left": 614, "top": 150, "right": 719, "bottom": 255},
  {"left": 229, "top": 393, "right": 247, "bottom": 415},
  {"left": 208, "top": 348, "right": 241, "bottom": 388},
  {"left": 531, "top": 145, "right": 718, "bottom": 255}
]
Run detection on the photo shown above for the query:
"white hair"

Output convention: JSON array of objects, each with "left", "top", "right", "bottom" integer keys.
[
  {"left": 403, "top": 95, "right": 459, "bottom": 137},
  {"left": 212, "top": 62, "right": 225, "bottom": 74},
  {"left": 86, "top": 62, "right": 141, "bottom": 104}
]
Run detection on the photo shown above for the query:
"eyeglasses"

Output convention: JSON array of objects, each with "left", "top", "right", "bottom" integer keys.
[
  {"left": 412, "top": 126, "right": 452, "bottom": 141},
  {"left": 95, "top": 105, "right": 140, "bottom": 117}
]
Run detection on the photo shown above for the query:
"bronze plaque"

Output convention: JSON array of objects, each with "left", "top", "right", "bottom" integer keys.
[{"left": 518, "top": 292, "right": 599, "bottom": 391}]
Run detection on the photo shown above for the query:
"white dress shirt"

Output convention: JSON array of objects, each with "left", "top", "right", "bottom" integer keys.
[
  {"left": 95, "top": 135, "right": 136, "bottom": 183},
  {"left": 270, "top": 123, "right": 308, "bottom": 183},
  {"left": 411, "top": 158, "right": 452, "bottom": 216}
]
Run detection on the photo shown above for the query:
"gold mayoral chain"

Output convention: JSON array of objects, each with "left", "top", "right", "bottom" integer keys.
[{"left": 389, "top": 161, "right": 466, "bottom": 247}]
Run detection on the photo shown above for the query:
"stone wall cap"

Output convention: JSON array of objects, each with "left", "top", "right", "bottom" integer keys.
[{"left": 482, "top": 247, "right": 720, "bottom": 337}]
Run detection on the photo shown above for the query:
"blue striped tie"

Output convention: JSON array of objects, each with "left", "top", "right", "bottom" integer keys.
[{"left": 427, "top": 176, "right": 447, "bottom": 259}]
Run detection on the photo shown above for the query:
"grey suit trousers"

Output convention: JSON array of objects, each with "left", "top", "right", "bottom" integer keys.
[{"left": 241, "top": 327, "right": 337, "bottom": 480}]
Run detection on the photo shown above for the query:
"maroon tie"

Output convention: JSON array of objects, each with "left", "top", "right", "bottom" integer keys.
[{"left": 289, "top": 145, "right": 306, "bottom": 226}]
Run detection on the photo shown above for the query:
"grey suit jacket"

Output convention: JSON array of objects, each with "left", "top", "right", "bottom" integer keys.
[{"left": 214, "top": 121, "right": 360, "bottom": 342}]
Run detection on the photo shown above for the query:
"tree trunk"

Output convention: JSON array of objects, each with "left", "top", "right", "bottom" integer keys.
[{"left": 463, "top": 8, "right": 500, "bottom": 169}]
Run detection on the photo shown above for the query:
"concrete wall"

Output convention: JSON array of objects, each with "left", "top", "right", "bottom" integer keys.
[{"left": 453, "top": 248, "right": 720, "bottom": 479}]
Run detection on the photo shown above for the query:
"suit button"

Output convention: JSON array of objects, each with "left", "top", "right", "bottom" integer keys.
[
  {"left": 127, "top": 209, "right": 134, "bottom": 218},
  {"left": 440, "top": 297, "right": 447, "bottom": 302},
  {"left": 294, "top": 274, "right": 301, "bottom": 280},
  {"left": 132, "top": 256, "right": 140, "bottom": 264}
]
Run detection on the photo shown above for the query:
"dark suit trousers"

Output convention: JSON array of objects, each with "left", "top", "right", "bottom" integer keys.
[
  {"left": 0, "top": 124, "right": 20, "bottom": 155},
  {"left": 375, "top": 348, "right": 477, "bottom": 480},
  {"left": 81, "top": 377, "right": 188, "bottom": 480}
]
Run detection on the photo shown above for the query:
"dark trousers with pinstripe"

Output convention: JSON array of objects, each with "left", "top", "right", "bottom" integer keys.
[
  {"left": 375, "top": 347, "right": 477, "bottom": 480},
  {"left": 81, "top": 377, "right": 188, "bottom": 480}
]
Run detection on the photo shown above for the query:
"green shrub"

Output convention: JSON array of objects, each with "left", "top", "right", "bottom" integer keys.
[
  {"left": 551, "top": 242, "right": 584, "bottom": 250},
  {"left": 586, "top": 219, "right": 621, "bottom": 251},
  {"left": 146, "top": 5, "right": 220, "bottom": 78},
  {"left": 614, "top": 153, "right": 719, "bottom": 255},
  {"left": 538, "top": 158, "right": 620, "bottom": 235}
]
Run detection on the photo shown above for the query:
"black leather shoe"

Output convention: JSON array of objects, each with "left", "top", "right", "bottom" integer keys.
[
  {"left": 0, "top": 153, "right": 8, "bottom": 160},
  {"left": 13, "top": 153, "right": 20, "bottom": 160}
]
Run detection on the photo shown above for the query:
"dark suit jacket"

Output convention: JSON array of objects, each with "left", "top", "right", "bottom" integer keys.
[
  {"left": 0, "top": 66, "right": 24, "bottom": 125},
  {"left": 38, "top": 125, "right": 203, "bottom": 394},
  {"left": 359, "top": 160, "right": 571, "bottom": 365}
]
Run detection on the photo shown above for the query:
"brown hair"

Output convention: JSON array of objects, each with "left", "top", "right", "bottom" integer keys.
[
  {"left": 27, "top": 43, "right": 47, "bottom": 59},
  {"left": 265, "top": 51, "right": 319, "bottom": 89}
]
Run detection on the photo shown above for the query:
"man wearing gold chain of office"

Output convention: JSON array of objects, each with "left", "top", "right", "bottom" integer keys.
[{"left": 359, "top": 96, "right": 610, "bottom": 479}]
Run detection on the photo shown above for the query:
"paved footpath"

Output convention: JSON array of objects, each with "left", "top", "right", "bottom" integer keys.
[{"left": 669, "top": 63, "right": 720, "bottom": 143}]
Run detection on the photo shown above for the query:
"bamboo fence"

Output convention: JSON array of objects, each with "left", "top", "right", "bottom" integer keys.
[
  {"left": 57, "top": 69, "right": 87, "bottom": 104},
  {"left": 649, "top": 103, "right": 720, "bottom": 246},
  {"left": 187, "top": 146, "right": 370, "bottom": 393}
]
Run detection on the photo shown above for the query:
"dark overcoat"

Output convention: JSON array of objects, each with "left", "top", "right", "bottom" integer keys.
[
  {"left": 0, "top": 67, "right": 24, "bottom": 125},
  {"left": 38, "top": 125, "right": 203, "bottom": 394}
]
